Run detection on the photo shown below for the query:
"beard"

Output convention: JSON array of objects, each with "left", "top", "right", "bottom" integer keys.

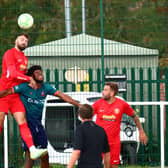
[
  {"left": 17, "top": 44, "right": 26, "bottom": 51},
  {"left": 102, "top": 94, "right": 111, "bottom": 101},
  {"left": 34, "top": 78, "right": 43, "bottom": 83},
  {"left": 35, "top": 79, "right": 43, "bottom": 83},
  {"left": 33, "top": 75, "right": 43, "bottom": 83}
]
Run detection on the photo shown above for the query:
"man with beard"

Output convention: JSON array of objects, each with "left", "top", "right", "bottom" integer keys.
[
  {"left": 92, "top": 82, "right": 148, "bottom": 168},
  {"left": 0, "top": 33, "right": 47, "bottom": 160},
  {"left": 0, "top": 65, "right": 81, "bottom": 168}
]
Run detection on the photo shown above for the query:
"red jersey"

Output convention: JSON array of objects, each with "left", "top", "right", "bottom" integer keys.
[
  {"left": 0, "top": 48, "right": 30, "bottom": 90},
  {"left": 93, "top": 98, "right": 134, "bottom": 144}
]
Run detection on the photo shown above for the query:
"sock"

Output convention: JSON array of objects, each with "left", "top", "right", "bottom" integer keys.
[
  {"left": 0, "top": 126, "right": 2, "bottom": 135},
  {"left": 19, "top": 123, "right": 34, "bottom": 149},
  {"left": 29, "top": 146, "right": 36, "bottom": 152}
]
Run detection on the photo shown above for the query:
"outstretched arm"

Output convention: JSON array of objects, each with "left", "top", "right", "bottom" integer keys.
[
  {"left": 131, "top": 112, "right": 148, "bottom": 145},
  {"left": 7, "top": 66, "right": 37, "bottom": 89},
  {"left": 54, "top": 90, "right": 81, "bottom": 107},
  {"left": 0, "top": 88, "right": 13, "bottom": 98}
]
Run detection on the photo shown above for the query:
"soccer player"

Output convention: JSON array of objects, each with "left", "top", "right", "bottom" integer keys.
[
  {"left": 0, "top": 33, "right": 47, "bottom": 160},
  {"left": 0, "top": 65, "right": 81, "bottom": 168},
  {"left": 68, "top": 104, "right": 110, "bottom": 168},
  {"left": 92, "top": 82, "right": 148, "bottom": 168}
]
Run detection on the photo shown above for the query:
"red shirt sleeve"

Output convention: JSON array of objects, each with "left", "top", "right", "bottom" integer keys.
[
  {"left": 7, "top": 65, "right": 30, "bottom": 81},
  {"left": 123, "top": 101, "right": 134, "bottom": 116},
  {"left": 4, "top": 49, "right": 30, "bottom": 82}
]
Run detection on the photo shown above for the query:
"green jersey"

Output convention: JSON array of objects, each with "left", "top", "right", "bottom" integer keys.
[{"left": 13, "top": 82, "right": 57, "bottom": 121}]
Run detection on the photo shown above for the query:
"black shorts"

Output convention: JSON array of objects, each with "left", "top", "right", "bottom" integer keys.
[{"left": 22, "top": 119, "right": 48, "bottom": 151}]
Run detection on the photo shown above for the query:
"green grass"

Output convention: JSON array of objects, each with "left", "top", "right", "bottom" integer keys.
[{"left": 25, "top": 164, "right": 167, "bottom": 168}]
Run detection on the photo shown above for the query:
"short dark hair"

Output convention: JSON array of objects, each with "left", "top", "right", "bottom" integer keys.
[
  {"left": 105, "top": 82, "right": 118, "bottom": 95},
  {"left": 26, "top": 65, "right": 42, "bottom": 76},
  {"left": 17, "top": 32, "right": 29, "bottom": 39},
  {"left": 78, "top": 104, "right": 93, "bottom": 119}
]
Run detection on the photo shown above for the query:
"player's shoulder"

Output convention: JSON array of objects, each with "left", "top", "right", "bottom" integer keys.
[
  {"left": 115, "top": 96, "right": 125, "bottom": 102},
  {"left": 42, "top": 82, "right": 52, "bottom": 88},
  {"left": 94, "top": 98, "right": 104, "bottom": 104},
  {"left": 4, "top": 48, "right": 15, "bottom": 55},
  {"left": 42, "top": 82, "right": 57, "bottom": 90},
  {"left": 18, "top": 82, "right": 29, "bottom": 87},
  {"left": 115, "top": 96, "right": 129, "bottom": 106},
  {"left": 14, "top": 82, "right": 29, "bottom": 90}
]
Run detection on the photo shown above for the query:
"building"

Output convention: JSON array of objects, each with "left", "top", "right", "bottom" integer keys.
[{"left": 24, "top": 33, "right": 159, "bottom": 70}]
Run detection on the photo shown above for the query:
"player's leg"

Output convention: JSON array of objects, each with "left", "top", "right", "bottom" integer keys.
[
  {"left": 0, "top": 97, "right": 9, "bottom": 135},
  {"left": 111, "top": 165, "right": 118, "bottom": 168},
  {"left": 24, "top": 151, "right": 34, "bottom": 168},
  {"left": 29, "top": 121, "right": 49, "bottom": 168},
  {"left": 31, "top": 120, "right": 49, "bottom": 168},
  {"left": 10, "top": 95, "right": 47, "bottom": 159},
  {"left": 13, "top": 112, "right": 47, "bottom": 159},
  {"left": 0, "top": 112, "right": 5, "bottom": 134},
  {"left": 39, "top": 126, "right": 49, "bottom": 168},
  {"left": 109, "top": 143, "right": 121, "bottom": 168},
  {"left": 22, "top": 137, "right": 34, "bottom": 168},
  {"left": 26, "top": 119, "right": 49, "bottom": 165},
  {"left": 13, "top": 111, "right": 34, "bottom": 147},
  {"left": 40, "top": 153, "right": 49, "bottom": 168}
]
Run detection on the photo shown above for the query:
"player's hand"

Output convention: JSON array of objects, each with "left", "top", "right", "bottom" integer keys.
[
  {"left": 28, "top": 77, "right": 37, "bottom": 89},
  {"left": 78, "top": 104, "right": 82, "bottom": 108},
  {"left": 139, "top": 130, "right": 148, "bottom": 145}
]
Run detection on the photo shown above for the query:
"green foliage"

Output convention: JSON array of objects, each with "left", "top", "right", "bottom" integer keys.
[{"left": 0, "top": 0, "right": 167, "bottom": 66}]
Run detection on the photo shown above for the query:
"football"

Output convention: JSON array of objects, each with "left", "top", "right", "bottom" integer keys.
[{"left": 18, "top": 13, "right": 34, "bottom": 29}]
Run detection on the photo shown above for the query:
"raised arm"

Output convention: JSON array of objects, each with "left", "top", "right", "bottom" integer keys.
[
  {"left": 7, "top": 65, "right": 30, "bottom": 81},
  {"left": 54, "top": 90, "right": 81, "bottom": 107},
  {"left": 0, "top": 88, "right": 13, "bottom": 98},
  {"left": 131, "top": 112, "right": 148, "bottom": 145}
]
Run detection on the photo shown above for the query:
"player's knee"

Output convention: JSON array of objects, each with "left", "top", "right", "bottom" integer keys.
[
  {"left": 0, "top": 112, "right": 6, "bottom": 126},
  {"left": 13, "top": 112, "right": 27, "bottom": 125}
]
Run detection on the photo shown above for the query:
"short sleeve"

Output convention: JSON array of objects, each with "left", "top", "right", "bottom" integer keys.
[
  {"left": 73, "top": 126, "right": 83, "bottom": 150},
  {"left": 45, "top": 83, "right": 57, "bottom": 95},
  {"left": 13, "top": 83, "right": 27, "bottom": 93},
  {"left": 103, "top": 130, "right": 110, "bottom": 153},
  {"left": 123, "top": 101, "right": 134, "bottom": 116}
]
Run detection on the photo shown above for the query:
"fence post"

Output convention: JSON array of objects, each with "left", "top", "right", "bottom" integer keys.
[
  {"left": 147, "top": 67, "right": 153, "bottom": 164},
  {"left": 63, "top": 69, "right": 67, "bottom": 92},
  {"left": 139, "top": 68, "right": 144, "bottom": 117},
  {"left": 156, "top": 67, "right": 161, "bottom": 161},
  {"left": 131, "top": 68, "right": 135, "bottom": 101},
  {"left": 97, "top": 68, "right": 101, "bottom": 92},
  {"left": 164, "top": 67, "right": 168, "bottom": 165},
  {"left": 139, "top": 67, "right": 145, "bottom": 164},
  {"left": 89, "top": 68, "right": 93, "bottom": 91},
  {"left": 80, "top": 82, "right": 84, "bottom": 91},
  {"left": 114, "top": 67, "right": 118, "bottom": 74},
  {"left": 54, "top": 69, "right": 59, "bottom": 89},
  {"left": 160, "top": 103, "right": 165, "bottom": 168},
  {"left": 100, "top": 0, "right": 104, "bottom": 88},
  {"left": 122, "top": 68, "right": 127, "bottom": 99},
  {"left": 46, "top": 69, "right": 50, "bottom": 82},
  {"left": 4, "top": 115, "right": 8, "bottom": 168}
]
